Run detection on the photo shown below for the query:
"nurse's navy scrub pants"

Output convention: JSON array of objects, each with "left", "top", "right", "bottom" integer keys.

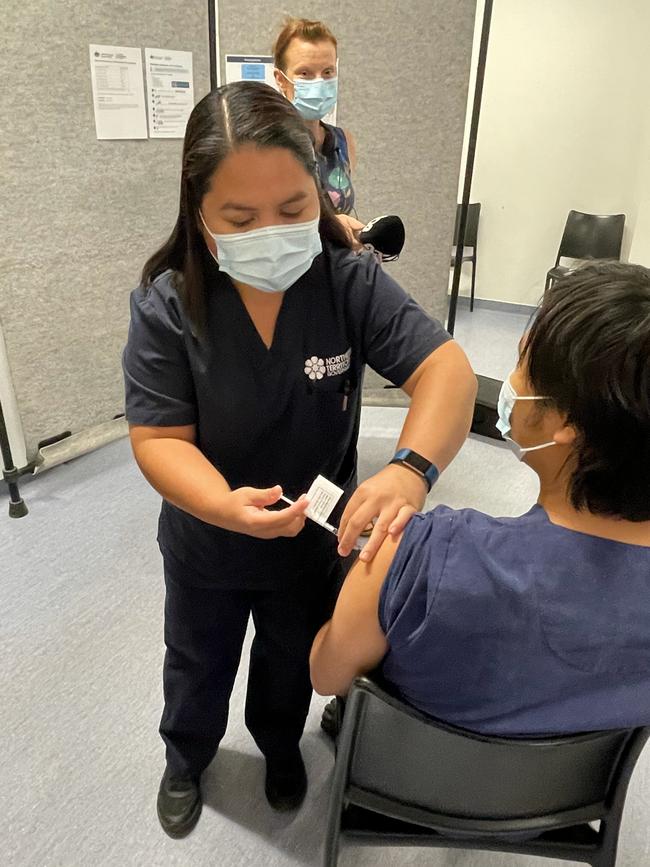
[{"left": 159, "top": 550, "right": 344, "bottom": 779}]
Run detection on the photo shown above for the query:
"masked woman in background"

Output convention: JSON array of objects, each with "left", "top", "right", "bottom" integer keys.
[{"left": 273, "top": 17, "right": 362, "bottom": 236}]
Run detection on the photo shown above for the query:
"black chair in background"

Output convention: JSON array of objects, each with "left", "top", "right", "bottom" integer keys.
[
  {"left": 451, "top": 202, "right": 481, "bottom": 311},
  {"left": 545, "top": 210, "right": 625, "bottom": 291},
  {"left": 324, "top": 677, "right": 648, "bottom": 867}
]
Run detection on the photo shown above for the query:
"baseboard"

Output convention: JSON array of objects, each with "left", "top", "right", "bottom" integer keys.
[
  {"left": 454, "top": 295, "right": 537, "bottom": 316},
  {"left": 34, "top": 417, "right": 128, "bottom": 473}
]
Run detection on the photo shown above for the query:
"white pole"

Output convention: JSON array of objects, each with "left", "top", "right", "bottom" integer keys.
[{"left": 0, "top": 325, "right": 27, "bottom": 471}]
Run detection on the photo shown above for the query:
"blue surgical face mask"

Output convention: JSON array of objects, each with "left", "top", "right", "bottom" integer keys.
[
  {"left": 497, "top": 373, "right": 556, "bottom": 461},
  {"left": 279, "top": 70, "right": 338, "bottom": 121},
  {"left": 200, "top": 212, "right": 322, "bottom": 294}
]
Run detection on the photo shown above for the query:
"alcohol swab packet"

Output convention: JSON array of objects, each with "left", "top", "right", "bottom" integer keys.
[
  {"left": 305, "top": 475, "right": 344, "bottom": 524},
  {"left": 279, "top": 474, "right": 362, "bottom": 550}
]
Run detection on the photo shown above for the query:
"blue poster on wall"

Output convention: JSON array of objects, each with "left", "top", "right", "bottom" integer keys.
[{"left": 225, "top": 55, "right": 276, "bottom": 88}]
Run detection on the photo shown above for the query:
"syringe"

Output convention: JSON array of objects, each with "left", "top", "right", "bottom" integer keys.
[
  {"left": 279, "top": 494, "right": 363, "bottom": 550},
  {"left": 279, "top": 494, "right": 339, "bottom": 535}
]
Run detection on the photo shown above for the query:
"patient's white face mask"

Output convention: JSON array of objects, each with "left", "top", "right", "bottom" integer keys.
[{"left": 496, "top": 374, "right": 556, "bottom": 461}]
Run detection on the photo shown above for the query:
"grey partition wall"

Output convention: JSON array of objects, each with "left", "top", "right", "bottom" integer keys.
[
  {"left": 217, "top": 0, "right": 476, "bottom": 355},
  {"left": 1, "top": 1, "right": 210, "bottom": 470},
  {"left": 2, "top": 0, "right": 474, "bottom": 481}
]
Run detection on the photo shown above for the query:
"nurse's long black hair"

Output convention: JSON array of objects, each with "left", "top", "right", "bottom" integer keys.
[{"left": 141, "top": 81, "right": 352, "bottom": 330}]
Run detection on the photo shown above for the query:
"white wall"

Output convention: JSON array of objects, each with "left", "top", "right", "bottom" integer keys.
[
  {"left": 629, "top": 37, "right": 650, "bottom": 265},
  {"left": 458, "top": 0, "right": 649, "bottom": 306}
]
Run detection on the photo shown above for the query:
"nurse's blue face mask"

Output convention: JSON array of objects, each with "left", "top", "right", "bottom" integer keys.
[
  {"left": 278, "top": 70, "right": 338, "bottom": 121},
  {"left": 497, "top": 373, "right": 556, "bottom": 461},
  {"left": 199, "top": 212, "right": 323, "bottom": 294}
]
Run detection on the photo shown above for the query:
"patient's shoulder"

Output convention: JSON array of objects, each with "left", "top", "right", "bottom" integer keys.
[
  {"left": 405, "top": 502, "right": 544, "bottom": 544},
  {"left": 380, "top": 505, "right": 544, "bottom": 637},
  {"left": 384, "top": 503, "right": 544, "bottom": 603}
]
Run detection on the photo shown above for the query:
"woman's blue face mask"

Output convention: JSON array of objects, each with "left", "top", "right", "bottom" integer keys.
[{"left": 278, "top": 70, "right": 338, "bottom": 121}]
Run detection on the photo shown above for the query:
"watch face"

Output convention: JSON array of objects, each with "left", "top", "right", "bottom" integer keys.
[{"left": 404, "top": 451, "right": 430, "bottom": 474}]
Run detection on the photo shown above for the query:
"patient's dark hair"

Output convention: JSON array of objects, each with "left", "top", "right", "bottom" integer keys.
[{"left": 522, "top": 262, "right": 650, "bottom": 521}]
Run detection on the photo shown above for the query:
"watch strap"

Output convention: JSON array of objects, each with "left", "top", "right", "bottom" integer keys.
[{"left": 389, "top": 448, "right": 439, "bottom": 492}]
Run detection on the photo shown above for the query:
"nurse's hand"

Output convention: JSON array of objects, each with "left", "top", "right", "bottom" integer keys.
[
  {"left": 217, "top": 485, "right": 309, "bottom": 539},
  {"left": 337, "top": 465, "right": 426, "bottom": 562}
]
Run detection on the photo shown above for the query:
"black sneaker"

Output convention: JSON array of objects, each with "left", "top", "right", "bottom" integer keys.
[
  {"left": 320, "top": 698, "right": 344, "bottom": 741},
  {"left": 157, "top": 767, "right": 202, "bottom": 838},
  {"left": 264, "top": 750, "right": 307, "bottom": 811}
]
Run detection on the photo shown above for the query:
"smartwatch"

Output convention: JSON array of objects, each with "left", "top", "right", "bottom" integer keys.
[{"left": 389, "top": 448, "right": 439, "bottom": 492}]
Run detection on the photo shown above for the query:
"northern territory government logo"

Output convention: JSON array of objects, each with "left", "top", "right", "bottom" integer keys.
[{"left": 304, "top": 348, "right": 352, "bottom": 381}]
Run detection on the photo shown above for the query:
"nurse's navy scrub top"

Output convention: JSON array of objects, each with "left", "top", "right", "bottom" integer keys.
[
  {"left": 379, "top": 505, "right": 650, "bottom": 736},
  {"left": 123, "top": 242, "right": 450, "bottom": 588}
]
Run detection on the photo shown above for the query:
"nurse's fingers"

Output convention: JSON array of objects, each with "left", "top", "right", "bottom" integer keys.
[
  {"left": 356, "top": 506, "right": 399, "bottom": 563},
  {"left": 338, "top": 499, "right": 377, "bottom": 557},
  {"left": 388, "top": 504, "right": 417, "bottom": 536},
  {"left": 254, "top": 494, "right": 309, "bottom": 535},
  {"left": 245, "top": 485, "right": 284, "bottom": 507},
  {"left": 258, "top": 508, "right": 308, "bottom": 538},
  {"left": 282, "top": 514, "right": 309, "bottom": 538},
  {"left": 233, "top": 488, "right": 308, "bottom": 538},
  {"left": 338, "top": 488, "right": 369, "bottom": 539},
  {"left": 270, "top": 498, "right": 309, "bottom": 526}
]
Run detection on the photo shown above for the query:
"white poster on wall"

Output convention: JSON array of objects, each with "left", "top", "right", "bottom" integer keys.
[
  {"left": 145, "top": 48, "right": 194, "bottom": 139},
  {"left": 224, "top": 54, "right": 337, "bottom": 126},
  {"left": 89, "top": 44, "right": 148, "bottom": 140}
]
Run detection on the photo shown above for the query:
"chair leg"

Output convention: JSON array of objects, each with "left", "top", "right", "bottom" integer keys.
[
  {"left": 470, "top": 258, "right": 476, "bottom": 312},
  {"left": 590, "top": 820, "right": 620, "bottom": 867},
  {"left": 323, "top": 816, "right": 341, "bottom": 867}
]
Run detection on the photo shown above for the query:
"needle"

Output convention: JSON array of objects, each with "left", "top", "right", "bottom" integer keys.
[{"left": 279, "top": 495, "right": 363, "bottom": 551}]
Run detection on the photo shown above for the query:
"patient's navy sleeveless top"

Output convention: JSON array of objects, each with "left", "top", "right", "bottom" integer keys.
[{"left": 379, "top": 505, "right": 650, "bottom": 735}]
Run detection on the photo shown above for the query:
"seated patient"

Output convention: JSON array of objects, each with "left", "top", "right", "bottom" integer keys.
[{"left": 310, "top": 262, "right": 650, "bottom": 735}]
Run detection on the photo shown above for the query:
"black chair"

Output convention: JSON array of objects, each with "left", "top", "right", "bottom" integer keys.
[
  {"left": 324, "top": 677, "right": 649, "bottom": 867},
  {"left": 545, "top": 210, "right": 625, "bottom": 291},
  {"left": 450, "top": 203, "right": 481, "bottom": 312}
]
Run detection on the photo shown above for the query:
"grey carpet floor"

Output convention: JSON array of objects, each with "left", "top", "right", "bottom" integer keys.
[
  {"left": 2, "top": 408, "right": 648, "bottom": 867},
  {"left": 452, "top": 306, "right": 532, "bottom": 382}
]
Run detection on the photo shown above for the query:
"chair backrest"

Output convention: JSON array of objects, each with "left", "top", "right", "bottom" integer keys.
[
  {"left": 557, "top": 210, "right": 625, "bottom": 262},
  {"left": 342, "top": 678, "right": 646, "bottom": 833},
  {"left": 453, "top": 203, "right": 481, "bottom": 247}
]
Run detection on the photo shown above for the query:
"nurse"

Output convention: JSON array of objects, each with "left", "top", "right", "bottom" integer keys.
[{"left": 122, "top": 81, "right": 477, "bottom": 838}]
